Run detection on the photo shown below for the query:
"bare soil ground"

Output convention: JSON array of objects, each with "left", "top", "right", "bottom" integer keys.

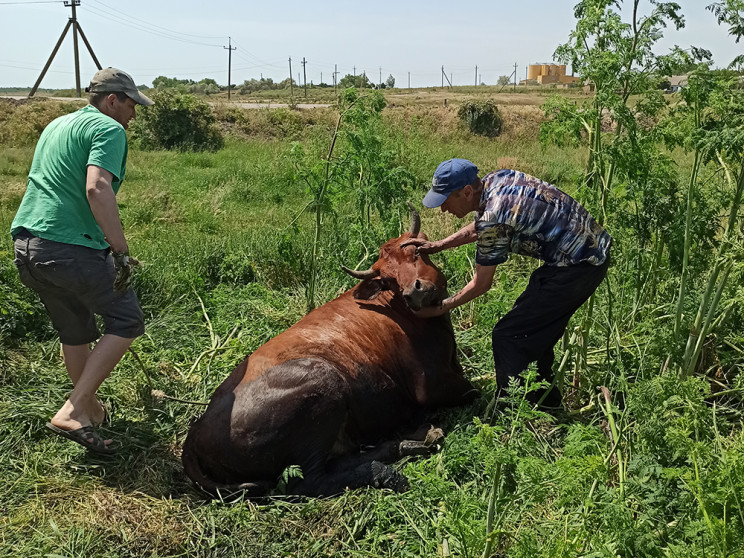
[{"left": 1, "top": 85, "right": 585, "bottom": 111}]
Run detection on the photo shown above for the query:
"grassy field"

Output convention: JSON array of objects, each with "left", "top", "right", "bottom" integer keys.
[{"left": 1, "top": 89, "right": 743, "bottom": 557}]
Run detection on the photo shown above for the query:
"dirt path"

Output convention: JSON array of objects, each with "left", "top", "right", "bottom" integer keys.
[{"left": 0, "top": 95, "right": 331, "bottom": 109}]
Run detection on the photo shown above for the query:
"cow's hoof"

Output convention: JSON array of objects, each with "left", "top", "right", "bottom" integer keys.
[
  {"left": 399, "top": 440, "right": 433, "bottom": 457},
  {"left": 371, "top": 461, "right": 410, "bottom": 492}
]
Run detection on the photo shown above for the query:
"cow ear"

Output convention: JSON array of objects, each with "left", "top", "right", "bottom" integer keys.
[{"left": 354, "top": 277, "right": 395, "bottom": 300}]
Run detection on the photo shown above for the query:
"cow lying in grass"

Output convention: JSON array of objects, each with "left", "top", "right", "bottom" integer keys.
[{"left": 182, "top": 206, "right": 475, "bottom": 498}]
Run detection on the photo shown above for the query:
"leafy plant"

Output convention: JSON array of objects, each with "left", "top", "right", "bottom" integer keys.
[
  {"left": 287, "top": 90, "right": 358, "bottom": 311},
  {"left": 539, "top": 0, "right": 720, "bottom": 384},
  {"left": 336, "top": 88, "right": 415, "bottom": 231},
  {"left": 130, "top": 89, "right": 224, "bottom": 151},
  {"left": 287, "top": 88, "right": 414, "bottom": 311},
  {"left": 457, "top": 99, "right": 503, "bottom": 137},
  {"left": 663, "top": 67, "right": 744, "bottom": 376}
]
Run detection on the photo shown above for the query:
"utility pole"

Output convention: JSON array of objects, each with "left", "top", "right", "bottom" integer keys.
[
  {"left": 333, "top": 64, "right": 338, "bottom": 94},
  {"left": 514, "top": 62, "right": 518, "bottom": 91},
  {"left": 288, "top": 57, "right": 293, "bottom": 102},
  {"left": 29, "top": 0, "right": 102, "bottom": 98},
  {"left": 441, "top": 66, "right": 452, "bottom": 89},
  {"left": 475, "top": 65, "right": 478, "bottom": 86},
  {"left": 408, "top": 72, "right": 410, "bottom": 89},
  {"left": 224, "top": 37, "right": 236, "bottom": 101},
  {"left": 302, "top": 57, "right": 307, "bottom": 98},
  {"left": 379, "top": 67, "right": 382, "bottom": 89},
  {"left": 70, "top": 0, "right": 81, "bottom": 95},
  {"left": 320, "top": 72, "right": 323, "bottom": 85}
]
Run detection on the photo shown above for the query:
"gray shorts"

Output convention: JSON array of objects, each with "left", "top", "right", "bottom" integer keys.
[{"left": 13, "top": 233, "right": 145, "bottom": 345}]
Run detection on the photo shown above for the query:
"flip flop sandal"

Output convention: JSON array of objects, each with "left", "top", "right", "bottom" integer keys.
[{"left": 45, "top": 422, "right": 116, "bottom": 455}]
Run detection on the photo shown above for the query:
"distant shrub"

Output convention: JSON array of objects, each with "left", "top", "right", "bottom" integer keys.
[
  {"left": 211, "top": 104, "right": 334, "bottom": 139},
  {"left": 457, "top": 99, "right": 503, "bottom": 137},
  {"left": 53, "top": 89, "right": 78, "bottom": 98},
  {"left": 130, "top": 90, "right": 223, "bottom": 151},
  {"left": 0, "top": 99, "right": 81, "bottom": 146}
]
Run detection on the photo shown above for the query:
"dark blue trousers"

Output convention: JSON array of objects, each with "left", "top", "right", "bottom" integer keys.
[{"left": 492, "top": 258, "right": 609, "bottom": 403}]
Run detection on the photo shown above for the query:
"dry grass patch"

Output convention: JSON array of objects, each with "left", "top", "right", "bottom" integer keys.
[
  {"left": 499, "top": 105, "right": 544, "bottom": 140},
  {"left": 0, "top": 98, "right": 83, "bottom": 146},
  {"left": 384, "top": 104, "right": 460, "bottom": 137}
]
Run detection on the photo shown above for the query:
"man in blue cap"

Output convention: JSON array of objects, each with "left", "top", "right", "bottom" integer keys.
[{"left": 404, "top": 159, "right": 612, "bottom": 407}]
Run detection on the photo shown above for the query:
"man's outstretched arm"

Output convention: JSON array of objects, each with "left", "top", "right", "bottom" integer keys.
[
  {"left": 402, "top": 222, "right": 476, "bottom": 254},
  {"left": 414, "top": 263, "right": 497, "bottom": 318}
]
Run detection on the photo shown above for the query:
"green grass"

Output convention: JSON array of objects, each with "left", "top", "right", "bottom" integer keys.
[{"left": 1, "top": 97, "right": 743, "bottom": 557}]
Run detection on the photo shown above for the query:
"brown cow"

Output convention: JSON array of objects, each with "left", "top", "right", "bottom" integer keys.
[{"left": 181, "top": 207, "right": 476, "bottom": 498}]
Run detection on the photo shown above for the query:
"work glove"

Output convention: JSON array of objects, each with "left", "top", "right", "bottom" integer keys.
[{"left": 112, "top": 251, "right": 140, "bottom": 292}]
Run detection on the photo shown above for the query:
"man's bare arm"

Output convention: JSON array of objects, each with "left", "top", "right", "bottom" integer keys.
[
  {"left": 413, "top": 264, "right": 497, "bottom": 318},
  {"left": 402, "top": 222, "right": 477, "bottom": 254},
  {"left": 86, "top": 165, "right": 128, "bottom": 254},
  {"left": 441, "top": 263, "right": 496, "bottom": 311}
]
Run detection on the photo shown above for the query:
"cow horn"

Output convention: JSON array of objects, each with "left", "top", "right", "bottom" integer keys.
[
  {"left": 408, "top": 202, "right": 421, "bottom": 236},
  {"left": 341, "top": 265, "right": 380, "bottom": 280}
]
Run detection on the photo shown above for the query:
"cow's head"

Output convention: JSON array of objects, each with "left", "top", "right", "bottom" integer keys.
[{"left": 343, "top": 204, "right": 447, "bottom": 311}]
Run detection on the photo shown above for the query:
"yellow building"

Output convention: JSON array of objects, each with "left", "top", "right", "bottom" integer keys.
[{"left": 527, "top": 64, "right": 580, "bottom": 86}]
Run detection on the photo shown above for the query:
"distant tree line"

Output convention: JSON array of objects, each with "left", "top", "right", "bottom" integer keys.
[
  {"left": 149, "top": 72, "right": 400, "bottom": 95},
  {"left": 337, "top": 73, "right": 396, "bottom": 89},
  {"left": 152, "top": 76, "right": 221, "bottom": 95},
  {"left": 238, "top": 77, "right": 296, "bottom": 94}
]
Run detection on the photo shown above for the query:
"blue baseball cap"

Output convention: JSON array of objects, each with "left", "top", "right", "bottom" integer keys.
[{"left": 422, "top": 158, "right": 479, "bottom": 208}]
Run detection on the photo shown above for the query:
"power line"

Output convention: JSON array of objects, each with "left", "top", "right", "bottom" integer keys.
[
  {"left": 80, "top": 4, "right": 223, "bottom": 47},
  {"left": 88, "top": 0, "right": 224, "bottom": 39},
  {"left": 0, "top": 62, "right": 72, "bottom": 74},
  {"left": 0, "top": 1, "right": 60, "bottom": 4},
  {"left": 82, "top": 4, "right": 223, "bottom": 47},
  {"left": 229, "top": 39, "right": 285, "bottom": 69},
  {"left": 231, "top": 51, "right": 285, "bottom": 71}
]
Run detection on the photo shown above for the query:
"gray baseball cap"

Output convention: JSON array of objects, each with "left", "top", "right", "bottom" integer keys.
[{"left": 86, "top": 67, "right": 154, "bottom": 106}]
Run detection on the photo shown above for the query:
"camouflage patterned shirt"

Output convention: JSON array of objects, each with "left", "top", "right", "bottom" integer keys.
[{"left": 474, "top": 170, "right": 611, "bottom": 267}]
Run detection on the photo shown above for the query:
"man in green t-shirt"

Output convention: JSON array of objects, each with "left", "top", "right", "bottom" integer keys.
[{"left": 11, "top": 68, "right": 153, "bottom": 454}]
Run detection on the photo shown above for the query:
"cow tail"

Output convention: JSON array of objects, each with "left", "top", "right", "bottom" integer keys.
[{"left": 181, "top": 432, "right": 269, "bottom": 500}]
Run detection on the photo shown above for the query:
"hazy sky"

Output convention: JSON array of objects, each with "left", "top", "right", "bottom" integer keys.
[{"left": 0, "top": 0, "right": 739, "bottom": 89}]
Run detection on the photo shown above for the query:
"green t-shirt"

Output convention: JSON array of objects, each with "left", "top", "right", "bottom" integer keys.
[{"left": 10, "top": 104, "right": 128, "bottom": 250}]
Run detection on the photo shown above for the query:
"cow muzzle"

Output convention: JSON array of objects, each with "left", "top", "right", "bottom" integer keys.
[{"left": 402, "top": 279, "right": 441, "bottom": 311}]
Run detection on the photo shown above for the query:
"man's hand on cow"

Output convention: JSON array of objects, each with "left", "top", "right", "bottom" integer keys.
[
  {"left": 112, "top": 251, "right": 140, "bottom": 292},
  {"left": 400, "top": 238, "right": 442, "bottom": 255}
]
